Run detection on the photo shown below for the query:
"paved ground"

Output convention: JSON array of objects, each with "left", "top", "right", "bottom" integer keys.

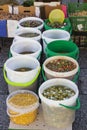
[{"left": 0, "top": 38, "right": 87, "bottom": 130}]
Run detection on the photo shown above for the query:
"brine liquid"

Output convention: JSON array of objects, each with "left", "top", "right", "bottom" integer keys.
[
  {"left": 20, "top": 51, "right": 34, "bottom": 54},
  {"left": 19, "top": 33, "right": 39, "bottom": 37},
  {"left": 14, "top": 67, "right": 32, "bottom": 72}
]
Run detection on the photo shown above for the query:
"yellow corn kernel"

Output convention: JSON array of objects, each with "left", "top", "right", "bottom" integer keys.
[
  {"left": 8, "top": 93, "right": 37, "bottom": 107},
  {"left": 9, "top": 109, "right": 38, "bottom": 125},
  {"left": 8, "top": 92, "right": 38, "bottom": 125}
]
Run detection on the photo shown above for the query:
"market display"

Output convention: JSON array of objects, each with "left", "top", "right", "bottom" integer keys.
[{"left": 0, "top": 3, "right": 81, "bottom": 129}]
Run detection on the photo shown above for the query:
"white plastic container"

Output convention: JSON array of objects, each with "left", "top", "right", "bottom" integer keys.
[
  {"left": 39, "top": 78, "right": 79, "bottom": 128},
  {"left": 4, "top": 56, "right": 40, "bottom": 83},
  {"left": 6, "top": 90, "right": 39, "bottom": 125},
  {"left": 14, "top": 28, "right": 41, "bottom": 42},
  {"left": 3, "top": 65, "right": 40, "bottom": 93},
  {"left": 10, "top": 39, "right": 42, "bottom": 60},
  {"left": 18, "top": 17, "right": 44, "bottom": 30},
  {"left": 42, "top": 29, "right": 70, "bottom": 52},
  {"left": 43, "top": 56, "right": 79, "bottom": 80}
]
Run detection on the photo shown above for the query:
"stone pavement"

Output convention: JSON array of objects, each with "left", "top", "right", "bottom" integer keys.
[{"left": 0, "top": 38, "right": 87, "bottom": 130}]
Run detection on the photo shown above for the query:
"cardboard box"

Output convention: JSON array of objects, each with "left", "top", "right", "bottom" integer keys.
[
  {"left": 0, "top": 5, "right": 10, "bottom": 13},
  {"left": 40, "top": 5, "right": 61, "bottom": 19},
  {"left": 18, "top": 6, "right": 35, "bottom": 16},
  {"left": 45, "top": 5, "right": 61, "bottom": 19}
]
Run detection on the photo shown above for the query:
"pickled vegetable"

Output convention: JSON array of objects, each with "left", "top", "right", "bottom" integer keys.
[
  {"left": 20, "top": 20, "right": 42, "bottom": 27},
  {"left": 42, "top": 86, "right": 75, "bottom": 100},
  {"left": 14, "top": 67, "right": 32, "bottom": 72},
  {"left": 46, "top": 59, "right": 76, "bottom": 72},
  {"left": 19, "top": 33, "right": 39, "bottom": 37}
]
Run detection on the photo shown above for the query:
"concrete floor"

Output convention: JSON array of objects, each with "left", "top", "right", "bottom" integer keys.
[{"left": 0, "top": 38, "right": 87, "bottom": 130}]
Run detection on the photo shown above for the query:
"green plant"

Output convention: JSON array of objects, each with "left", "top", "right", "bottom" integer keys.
[{"left": 22, "top": 0, "right": 34, "bottom": 7}]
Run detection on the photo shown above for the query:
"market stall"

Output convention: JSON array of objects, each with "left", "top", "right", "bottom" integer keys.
[{"left": 1, "top": 1, "right": 86, "bottom": 130}]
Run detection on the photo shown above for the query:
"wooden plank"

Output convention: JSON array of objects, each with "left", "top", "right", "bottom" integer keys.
[{"left": 9, "top": 106, "right": 72, "bottom": 130}]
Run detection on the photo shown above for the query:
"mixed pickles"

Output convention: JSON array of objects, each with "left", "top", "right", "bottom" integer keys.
[{"left": 46, "top": 59, "right": 76, "bottom": 72}]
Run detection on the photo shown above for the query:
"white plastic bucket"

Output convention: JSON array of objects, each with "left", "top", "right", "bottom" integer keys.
[
  {"left": 42, "top": 29, "right": 70, "bottom": 52},
  {"left": 43, "top": 56, "right": 79, "bottom": 80},
  {"left": 39, "top": 78, "right": 79, "bottom": 128},
  {"left": 4, "top": 56, "right": 40, "bottom": 83},
  {"left": 10, "top": 39, "right": 42, "bottom": 60},
  {"left": 6, "top": 90, "right": 39, "bottom": 125},
  {"left": 14, "top": 28, "right": 41, "bottom": 42},
  {"left": 3, "top": 64, "right": 40, "bottom": 93},
  {"left": 18, "top": 17, "right": 44, "bottom": 30}
]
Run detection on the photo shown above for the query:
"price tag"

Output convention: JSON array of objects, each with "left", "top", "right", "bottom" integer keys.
[{"left": 77, "top": 24, "right": 83, "bottom": 31}]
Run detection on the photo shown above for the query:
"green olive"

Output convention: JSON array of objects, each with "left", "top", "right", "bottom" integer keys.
[{"left": 42, "top": 86, "right": 75, "bottom": 100}]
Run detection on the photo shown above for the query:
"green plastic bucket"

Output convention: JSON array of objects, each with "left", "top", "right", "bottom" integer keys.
[
  {"left": 44, "top": 18, "right": 72, "bottom": 34},
  {"left": 45, "top": 40, "right": 79, "bottom": 60}
]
